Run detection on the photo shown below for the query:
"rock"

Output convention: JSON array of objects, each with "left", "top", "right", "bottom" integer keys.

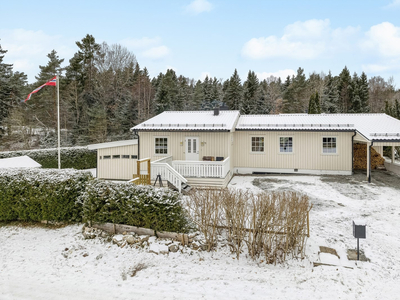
[
  {"left": 168, "top": 244, "right": 179, "bottom": 253},
  {"left": 149, "top": 243, "right": 169, "bottom": 255},
  {"left": 82, "top": 227, "right": 97, "bottom": 239},
  {"left": 100, "top": 231, "right": 109, "bottom": 238},
  {"left": 148, "top": 236, "right": 157, "bottom": 243},
  {"left": 123, "top": 235, "right": 137, "bottom": 245},
  {"left": 83, "top": 253, "right": 89, "bottom": 257},
  {"left": 96, "top": 254, "right": 103, "bottom": 260},
  {"left": 191, "top": 242, "right": 200, "bottom": 250},
  {"left": 112, "top": 234, "right": 125, "bottom": 246},
  {"left": 199, "top": 244, "right": 208, "bottom": 251}
]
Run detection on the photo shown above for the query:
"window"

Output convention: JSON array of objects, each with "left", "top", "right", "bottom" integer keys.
[
  {"left": 112, "top": 155, "right": 120, "bottom": 159},
  {"left": 122, "top": 155, "right": 130, "bottom": 159},
  {"left": 131, "top": 155, "right": 138, "bottom": 159},
  {"left": 103, "top": 155, "right": 111, "bottom": 159},
  {"left": 155, "top": 137, "right": 168, "bottom": 154},
  {"left": 251, "top": 137, "right": 264, "bottom": 152},
  {"left": 99, "top": 156, "right": 102, "bottom": 159},
  {"left": 323, "top": 137, "right": 337, "bottom": 153},
  {"left": 280, "top": 137, "right": 293, "bottom": 153}
]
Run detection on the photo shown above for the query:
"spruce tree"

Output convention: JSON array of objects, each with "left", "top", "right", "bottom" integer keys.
[
  {"left": 350, "top": 72, "right": 362, "bottom": 113},
  {"left": 242, "top": 70, "right": 260, "bottom": 114},
  {"left": 225, "top": 69, "right": 243, "bottom": 110},
  {"left": 359, "top": 72, "right": 369, "bottom": 113},
  {"left": 338, "top": 66, "right": 352, "bottom": 113},
  {"left": 0, "top": 44, "right": 13, "bottom": 126},
  {"left": 192, "top": 80, "right": 203, "bottom": 110},
  {"left": 308, "top": 93, "right": 316, "bottom": 114},
  {"left": 321, "top": 71, "right": 339, "bottom": 113}
]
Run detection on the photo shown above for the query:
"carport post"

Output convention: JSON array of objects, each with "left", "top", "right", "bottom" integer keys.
[
  {"left": 392, "top": 146, "right": 395, "bottom": 163},
  {"left": 367, "top": 142, "right": 371, "bottom": 182}
]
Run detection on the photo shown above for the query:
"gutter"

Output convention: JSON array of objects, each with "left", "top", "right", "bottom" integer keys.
[{"left": 352, "top": 131, "right": 357, "bottom": 174}]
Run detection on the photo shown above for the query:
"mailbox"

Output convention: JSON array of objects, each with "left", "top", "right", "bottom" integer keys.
[{"left": 353, "top": 220, "right": 366, "bottom": 239}]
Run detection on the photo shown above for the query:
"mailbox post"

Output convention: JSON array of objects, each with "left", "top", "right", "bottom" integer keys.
[{"left": 353, "top": 220, "right": 366, "bottom": 260}]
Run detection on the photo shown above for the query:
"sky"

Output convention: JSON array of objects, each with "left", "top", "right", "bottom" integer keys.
[{"left": 1, "top": 0, "right": 400, "bottom": 86}]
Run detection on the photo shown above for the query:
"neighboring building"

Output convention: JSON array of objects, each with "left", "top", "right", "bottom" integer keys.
[
  {"left": 0, "top": 155, "right": 42, "bottom": 168},
  {"left": 88, "top": 109, "right": 400, "bottom": 190}
]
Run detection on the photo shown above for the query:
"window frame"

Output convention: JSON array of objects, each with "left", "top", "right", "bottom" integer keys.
[
  {"left": 322, "top": 136, "right": 338, "bottom": 155},
  {"left": 250, "top": 136, "right": 265, "bottom": 153},
  {"left": 279, "top": 136, "right": 294, "bottom": 154},
  {"left": 154, "top": 137, "right": 169, "bottom": 155}
]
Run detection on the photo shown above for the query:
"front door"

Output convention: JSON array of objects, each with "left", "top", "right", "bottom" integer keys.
[{"left": 185, "top": 137, "right": 199, "bottom": 161}]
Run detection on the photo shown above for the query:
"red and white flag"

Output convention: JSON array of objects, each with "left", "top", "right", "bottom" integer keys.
[{"left": 25, "top": 76, "right": 57, "bottom": 102}]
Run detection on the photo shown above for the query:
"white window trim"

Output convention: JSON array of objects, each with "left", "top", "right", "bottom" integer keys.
[
  {"left": 278, "top": 136, "right": 294, "bottom": 154},
  {"left": 250, "top": 136, "right": 265, "bottom": 154},
  {"left": 322, "top": 136, "right": 338, "bottom": 155},
  {"left": 154, "top": 136, "right": 169, "bottom": 156}
]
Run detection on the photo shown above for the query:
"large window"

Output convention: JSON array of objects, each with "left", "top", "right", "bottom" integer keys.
[
  {"left": 280, "top": 137, "right": 293, "bottom": 153},
  {"left": 323, "top": 137, "right": 337, "bottom": 153},
  {"left": 155, "top": 137, "right": 168, "bottom": 154},
  {"left": 251, "top": 137, "right": 264, "bottom": 152}
]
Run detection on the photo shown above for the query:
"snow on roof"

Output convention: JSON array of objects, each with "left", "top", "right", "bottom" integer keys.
[
  {"left": 237, "top": 114, "right": 400, "bottom": 141},
  {"left": 131, "top": 110, "right": 240, "bottom": 132},
  {"left": 0, "top": 155, "right": 41, "bottom": 168},
  {"left": 87, "top": 139, "right": 138, "bottom": 150}
]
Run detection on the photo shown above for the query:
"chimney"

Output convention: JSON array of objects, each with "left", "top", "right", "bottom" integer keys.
[{"left": 214, "top": 107, "right": 220, "bottom": 116}]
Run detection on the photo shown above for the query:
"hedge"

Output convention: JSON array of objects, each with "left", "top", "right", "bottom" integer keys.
[
  {"left": 0, "top": 147, "right": 96, "bottom": 169},
  {"left": 0, "top": 168, "right": 93, "bottom": 222},
  {"left": 78, "top": 180, "right": 189, "bottom": 233}
]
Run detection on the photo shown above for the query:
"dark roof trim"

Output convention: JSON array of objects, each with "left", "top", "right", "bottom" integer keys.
[
  {"left": 136, "top": 129, "right": 231, "bottom": 132},
  {"left": 371, "top": 139, "right": 400, "bottom": 143}
]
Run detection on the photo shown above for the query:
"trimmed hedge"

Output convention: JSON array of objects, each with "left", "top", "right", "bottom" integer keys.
[
  {"left": 0, "top": 169, "right": 93, "bottom": 222},
  {"left": 79, "top": 180, "right": 189, "bottom": 233},
  {"left": 0, "top": 147, "right": 96, "bottom": 169}
]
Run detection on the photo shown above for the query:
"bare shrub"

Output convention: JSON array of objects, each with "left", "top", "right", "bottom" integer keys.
[{"left": 185, "top": 188, "right": 222, "bottom": 251}]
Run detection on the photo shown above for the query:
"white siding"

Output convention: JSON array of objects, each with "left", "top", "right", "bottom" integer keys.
[
  {"left": 233, "top": 131, "right": 353, "bottom": 172},
  {"left": 98, "top": 145, "right": 138, "bottom": 180}
]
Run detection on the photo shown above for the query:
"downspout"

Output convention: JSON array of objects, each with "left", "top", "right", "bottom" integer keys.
[
  {"left": 352, "top": 131, "right": 356, "bottom": 174},
  {"left": 368, "top": 141, "right": 374, "bottom": 183},
  {"left": 135, "top": 130, "right": 140, "bottom": 160}
]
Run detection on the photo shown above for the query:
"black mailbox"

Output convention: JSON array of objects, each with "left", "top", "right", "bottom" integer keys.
[{"left": 353, "top": 220, "right": 366, "bottom": 239}]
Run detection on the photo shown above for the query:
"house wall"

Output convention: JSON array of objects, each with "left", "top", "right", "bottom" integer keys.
[
  {"left": 97, "top": 144, "right": 138, "bottom": 180},
  {"left": 233, "top": 131, "right": 354, "bottom": 174},
  {"left": 139, "top": 131, "right": 231, "bottom": 162}
]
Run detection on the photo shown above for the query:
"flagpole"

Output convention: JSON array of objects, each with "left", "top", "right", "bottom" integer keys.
[{"left": 57, "top": 75, "right": 61, "bottom": 169}]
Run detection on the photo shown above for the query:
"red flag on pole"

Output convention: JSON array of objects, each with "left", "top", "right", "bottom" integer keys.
[{"left": 25, "top": 76, "right": 57, "bottom": 102}]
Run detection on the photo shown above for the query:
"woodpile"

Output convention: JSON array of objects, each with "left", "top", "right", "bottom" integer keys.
[{"left": 353, "top": 144, "right": 385, "bottom": 170}]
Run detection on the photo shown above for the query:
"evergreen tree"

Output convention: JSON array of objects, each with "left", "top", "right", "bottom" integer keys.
[
  {"left": 242, "top": 70, "right": 260, "bottom": 114},
  {"left": 321, "top": 71, "right": 339, "bottom": 113},
  {"left": 192, "top": 80, "right": 203, "bottom": 110},
  {"left": 291, "top": 67, "right": 307, "bottom": 112},
  {"left": 338, "top": 66, "right": 352, "bottom": 112},
  {"left": 201, "top": 76, "right": 213, "bottom": 110},
  {"left": 308, "top": 92, "right": 321, "bottom": 114},
  {"left": 0, "top": 44, "right": 13, "bottom": 126},
  {"left": 359, "top": 72, "right": 369, "bottom": 113},
  {"left": 225, "top": 69, "right": 243, "bottom": 110},
  {"left": 349, "top": 72, "right": 362, "bottom": 113}
]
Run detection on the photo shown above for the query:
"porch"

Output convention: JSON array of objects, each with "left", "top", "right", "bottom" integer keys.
[{"left": 150, "top": 156, "right": 232, "bottom": 191}]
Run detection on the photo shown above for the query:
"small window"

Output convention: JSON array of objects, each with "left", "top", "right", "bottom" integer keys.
[
  {"left": 103, "top": 155, "right": 111, "bottom": 159},
  {"left": 323, "top": 137, "right": 337, "bottom": 153},
  {"left": 122, "top": 155, "right": 130, "bottom": 159},
  {"left": 99, "top": 156, "right": 102, "bottom": 159},
  {"left": 112, "top": 155, "right": 120, "bottom": 159},
  {"left": 251, "top": 137, "right": 264, "bottom": 152},
  {"left": 280, "top": 137, "right": 293, "bottom": 153},
  {"left": 131, "top": 155, "right": 138, "bottom": 159},
  {"left": 155, "top": 137, "right": 168, "bottom": 154}
]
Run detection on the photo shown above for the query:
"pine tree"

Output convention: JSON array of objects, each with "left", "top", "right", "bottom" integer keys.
[
  {"left": 242, "top": 70, "right": 260, "bottom": 114},
  {"left": 321, "top": 71, "right": 339, "bottom": 113},
  {"left": 225, "top": 69, "right": 243, "bottom": 110}
]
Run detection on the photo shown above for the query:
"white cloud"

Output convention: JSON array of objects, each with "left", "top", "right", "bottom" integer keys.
[
  {"left": 142, "top": 46, "right": 170, "bottom": 60},
  {"left": 362, "top": 22, "right": 400, "bottom": 57},
  {"left": 362, "top": 63, "right": 394, "bottom": 73},
  {"left": 256, "top": 69, "right": 296, "bottom": 81},
  {"left": 185, "top": 0, "right": 213, "bottom": 14},
  {"left": 242, "top": 19, "right": 359, "bottom": 60},
  {"left": 0, "top": 29, "right": 74, "bottom": 82},
  {"left": 384, "top": 0, "right": 400, "bottom": 8}
]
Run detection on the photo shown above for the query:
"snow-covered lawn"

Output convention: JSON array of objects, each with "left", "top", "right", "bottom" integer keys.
[{"left": 1, "top": 173, "right": 400, "bottom": 300}]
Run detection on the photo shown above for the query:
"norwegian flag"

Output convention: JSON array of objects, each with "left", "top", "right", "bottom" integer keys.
[{"left": 25, "top": 76, "right": 57, "bottom": 102}]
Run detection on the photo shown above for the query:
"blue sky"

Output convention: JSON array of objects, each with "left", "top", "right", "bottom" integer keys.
[{"left": 1, "top": 0, "right": 400, "bottom": 85}]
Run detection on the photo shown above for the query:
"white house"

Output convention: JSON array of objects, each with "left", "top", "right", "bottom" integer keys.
[{"left": 88, "top": 109, "right": 400, "bottom": 190}]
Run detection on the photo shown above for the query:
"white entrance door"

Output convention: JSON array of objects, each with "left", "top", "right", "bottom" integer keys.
[{"left": 185, "top": 137, "right": 199, "bottom": 161}]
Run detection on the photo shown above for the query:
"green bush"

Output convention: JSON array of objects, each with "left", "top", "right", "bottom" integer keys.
[
  {"left": 79, "top": 180, "right": 189, "bottom": 233},
  {"left": 0, "top": 169, "right": 93, "bottom": 222},
  {"left": 0, "top": 147, "right": 96, "bottom": 169}
]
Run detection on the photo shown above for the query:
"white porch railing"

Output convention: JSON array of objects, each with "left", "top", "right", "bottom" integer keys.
[
  {"left": 151, "top": 156, "right": 187, "bottom": 192},
  {"left": 172, "top": 157, "right": 230, "bottom": 178}
]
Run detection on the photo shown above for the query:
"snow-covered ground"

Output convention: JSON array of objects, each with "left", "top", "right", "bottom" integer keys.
[{"left": 1, "top": 173, "right": 400, "bottom": 300}]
